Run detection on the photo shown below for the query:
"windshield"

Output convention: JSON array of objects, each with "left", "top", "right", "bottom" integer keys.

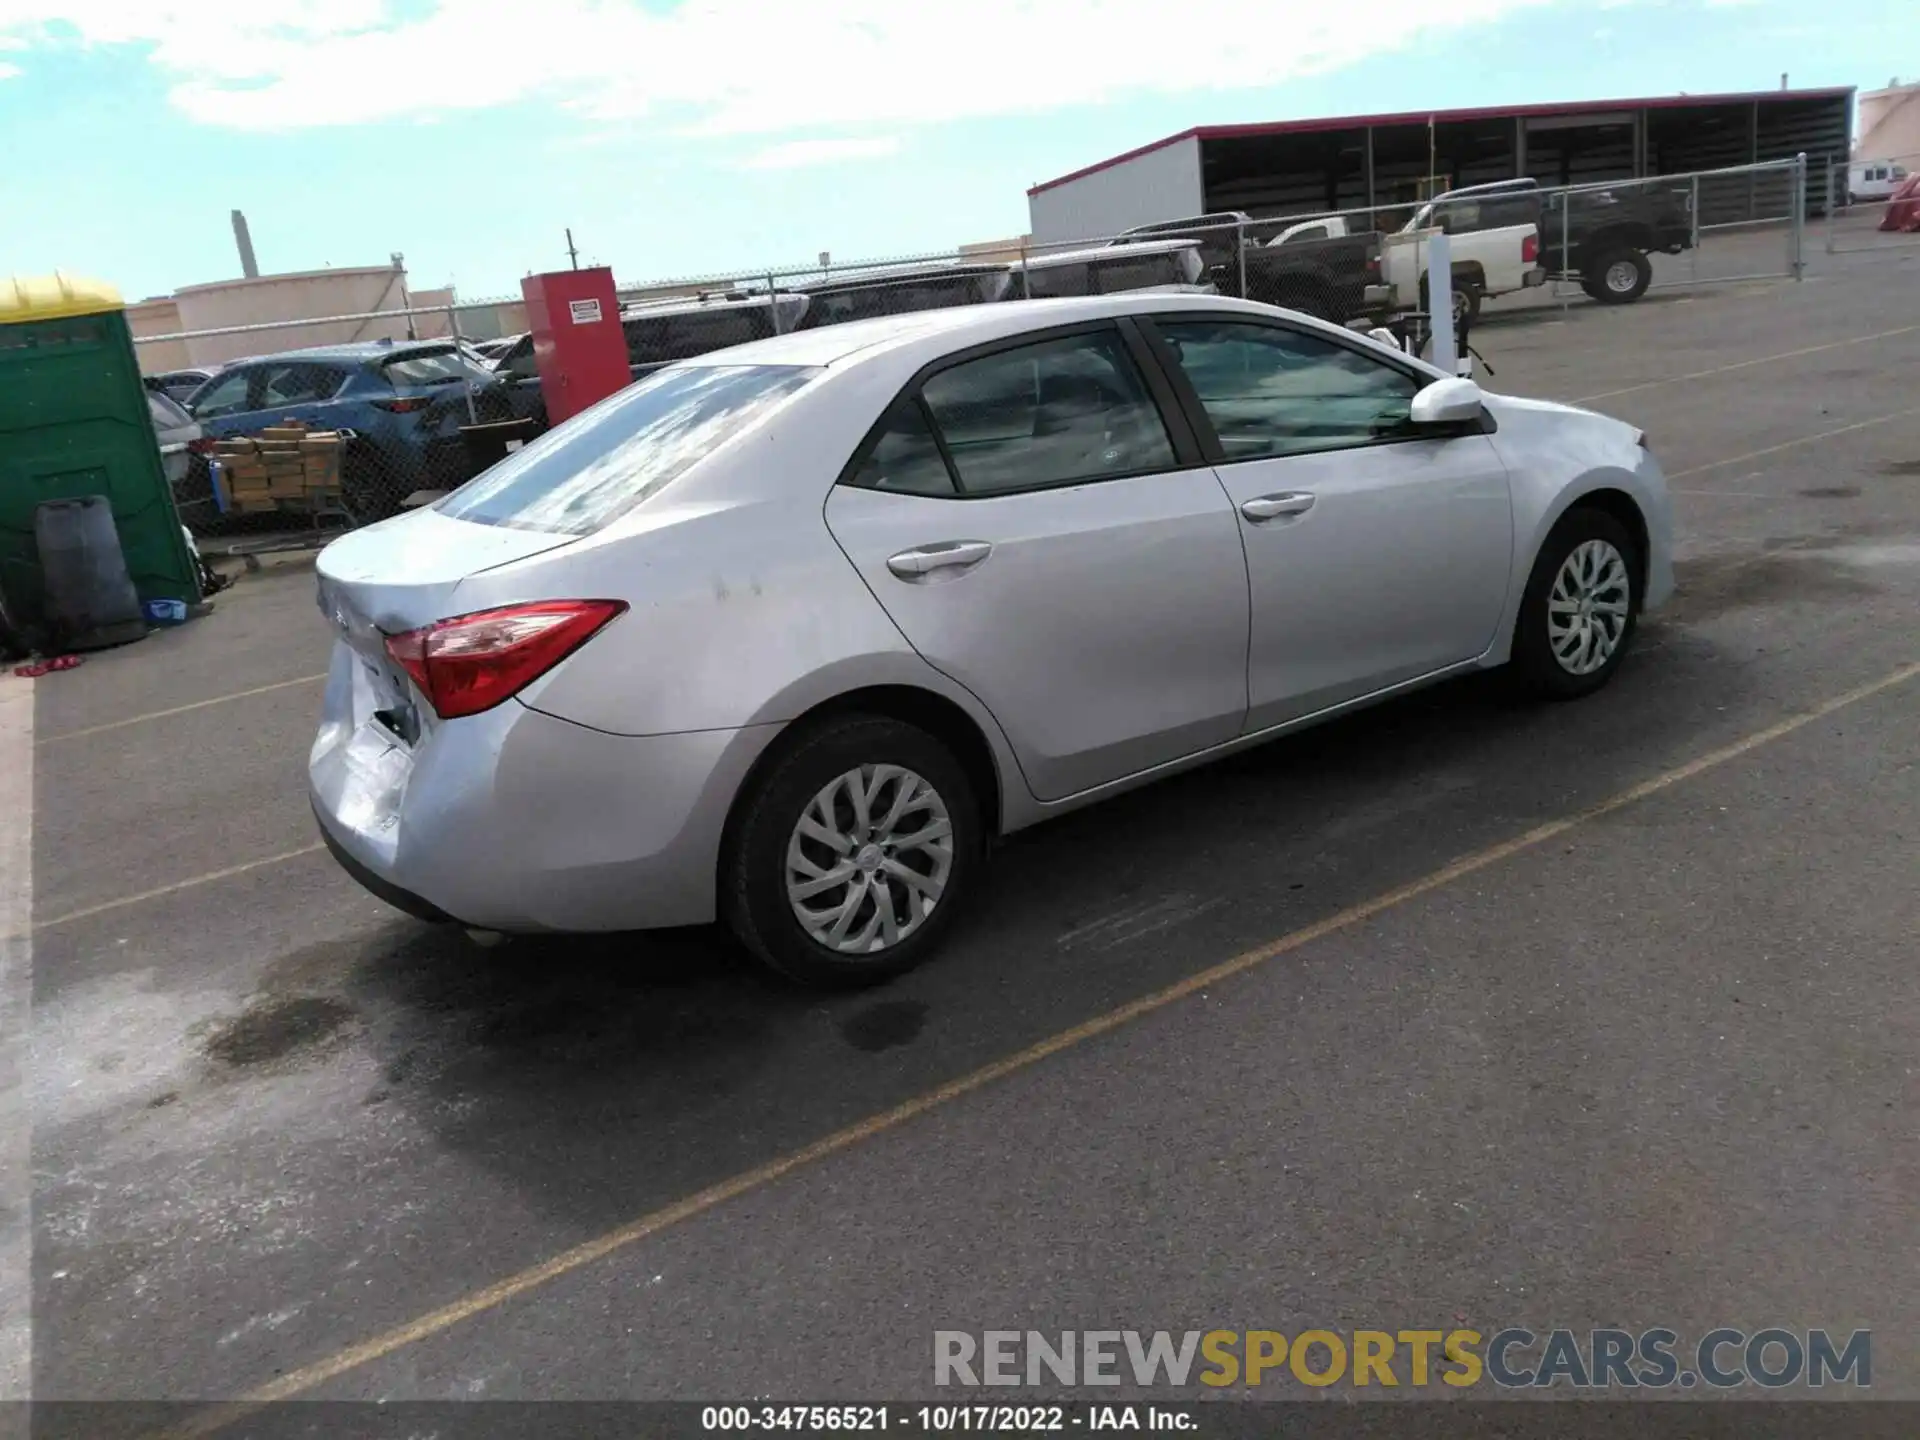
[{"left": 435, "top": 364, "right": 819, "bottom": 535}]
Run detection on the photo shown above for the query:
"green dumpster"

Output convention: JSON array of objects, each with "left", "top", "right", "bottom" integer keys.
[{"left": 0, "top": 274, "right": 201, "bottom": 629}]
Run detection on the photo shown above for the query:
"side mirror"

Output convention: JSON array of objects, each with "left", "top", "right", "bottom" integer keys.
[{"left": 1409, "top": 376, "right": 1486, "bottom": 427}]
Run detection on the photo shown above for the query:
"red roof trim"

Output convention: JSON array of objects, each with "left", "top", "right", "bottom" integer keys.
[{"left": 1027, "top": 87, "right": 1855, "bottom": 196}]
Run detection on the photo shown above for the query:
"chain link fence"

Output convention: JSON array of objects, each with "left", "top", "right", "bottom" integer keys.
[
  {"left": 138, "top": 158, "right": 1812, "bottom": 544},
  {"left": 1822, "top": 151, "right": 1920, "bottom": 256}
]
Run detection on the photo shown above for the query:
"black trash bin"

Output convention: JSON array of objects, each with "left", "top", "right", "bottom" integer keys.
[
  {"left": 35, "top": 495, "right": 148, "bottom": 651},
  {"left": 460, "top": 418, "right": 540, "bottom": 477}
]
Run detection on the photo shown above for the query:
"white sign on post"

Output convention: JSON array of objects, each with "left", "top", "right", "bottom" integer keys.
[
  {"left": 1425, "top": 231, "right": 1456, "bottom": 376},
  {"left": 568, "top": 297, "right": 603, "bottom": 325}
]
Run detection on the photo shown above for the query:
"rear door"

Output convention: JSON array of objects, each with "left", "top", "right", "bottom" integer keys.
[
  {"left": 1140, "top": 315, "right": 1513, "bottom": 731},
  {"left": 824, "top": 321, "right": 1250, "bottom": 802}
]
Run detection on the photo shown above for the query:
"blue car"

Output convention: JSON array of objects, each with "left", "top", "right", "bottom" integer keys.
[{"left": 185, "top": 340, "right": 513, "bottom": 520}]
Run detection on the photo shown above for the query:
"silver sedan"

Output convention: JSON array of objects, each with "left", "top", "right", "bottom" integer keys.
[{"left": 310, "top": 293, "right": 1672, "bottom": 986}]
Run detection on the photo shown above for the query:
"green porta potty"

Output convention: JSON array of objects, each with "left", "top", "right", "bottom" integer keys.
[{"left": 0, "top": 274, "right": 200, "bottom": 629}]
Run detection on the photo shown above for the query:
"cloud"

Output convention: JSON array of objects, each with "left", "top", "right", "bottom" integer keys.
[
  {"left": 0, "top": 61, "right": 18, "bottom": 78},
  {"left": 0, "top": 0, "right": 1564, "bottom": 133},
  {"left": 740, "top": 136, "right": 902, "bottom": 170}
]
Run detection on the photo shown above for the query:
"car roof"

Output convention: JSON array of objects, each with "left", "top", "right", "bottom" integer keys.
[
  {"left": 1020, "top": 238, "right": 1203, "bottom": 268},
  {"left": 225, "top": 340, "right": 460, "bottom": 366},
  {"left": 673, "top": 292, "right": 1315, "bottom": 370}
]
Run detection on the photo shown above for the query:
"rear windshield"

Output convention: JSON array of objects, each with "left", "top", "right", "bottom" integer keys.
[
  {"left": 436, "top": 364, "right": 819, "bottom": 535},
  {"left": 382, "top": 349, "right": 488, "bottom": 387}
]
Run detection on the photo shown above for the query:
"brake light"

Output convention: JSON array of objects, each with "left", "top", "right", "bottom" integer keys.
[
  {"left": 383, "top": 600, "right": 627, "bottom": 719},
  {"left": 187, "top": 436, "right": 216, "bottom": 455},
  {"left": 372, "top": 396, "right": 433, "bottom": 414},
  {"left": 1522, "top": 233, "right": 1540, "bottom": 263}
]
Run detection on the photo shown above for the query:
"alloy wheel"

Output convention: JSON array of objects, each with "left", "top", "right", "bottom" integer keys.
[
  {"left": 1546, "top": 538, "right": 1632, "bottom": 675},
  {"left": 785, "top": 764, "right": 954, "bottom": 954}
]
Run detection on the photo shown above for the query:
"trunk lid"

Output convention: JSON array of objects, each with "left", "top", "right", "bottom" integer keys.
[{"left": 315, "top": 505, "right": 581, "bottom": 695}]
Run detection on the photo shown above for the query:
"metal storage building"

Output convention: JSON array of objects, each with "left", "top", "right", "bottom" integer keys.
[{"left": 1028, "top": 87, "right": 1854, "bottom": 243}]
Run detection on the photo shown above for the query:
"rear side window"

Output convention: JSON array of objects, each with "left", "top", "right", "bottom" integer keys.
[
  {"left": 436, "top": 364, "right": 818, "bottom": 535},
  {"left": 262, "top": 362, "right": 347, "bottom": 405},
  {"left": 845, "top": 403, "right": 957, "bottom": 496},
  {"left": 382, "top": 349, "right": 487, "bottom": 387},
  {"left": 623, "top": 308, "right": 773, "bottom": 366}
]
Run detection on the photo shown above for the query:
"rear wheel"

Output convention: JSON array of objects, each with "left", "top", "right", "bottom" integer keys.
[
  {"left": 723, "top": 714, "right": 983, "bottom": 988},
  {"left": 1508, "top": 508, "right": 1642, "bottom": 701},
  {"left": 1584, "top": 247, "right": 1652, "bottom": 304},
  {"left": 1421, "top": 274, "right": 1482, "bottom": 327}
]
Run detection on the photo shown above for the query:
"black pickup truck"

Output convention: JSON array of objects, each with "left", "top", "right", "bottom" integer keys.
[
  {"left": 1111, "top": 212, "right": 1387, "bottom": 325},
  {"left": 1410, "top": 177, "right": 1693, "bottom": 305}
]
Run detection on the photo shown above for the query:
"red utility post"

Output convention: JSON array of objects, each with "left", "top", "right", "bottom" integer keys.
[{"left": 520, "top": 267, "right": 629, "bottom": 427}]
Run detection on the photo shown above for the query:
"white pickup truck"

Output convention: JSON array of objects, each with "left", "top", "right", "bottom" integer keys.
[
  {"left": 1266, "top": 213, "right": 1546, "bottom": 324},
  {"left": 1376, "top": 214, "right": 1546, "bottom": 323}
]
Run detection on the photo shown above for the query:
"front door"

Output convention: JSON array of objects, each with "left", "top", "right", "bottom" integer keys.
[
  {"left": 1142, "top": 315, "right": 1514, "bottom": 731},
  {"left": 825, "top": 324, "right": 1250, "bottom": 802}
]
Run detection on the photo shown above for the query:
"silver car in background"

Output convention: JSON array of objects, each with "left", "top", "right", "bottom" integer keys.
[{"left": 311, "top": 293, "right": 1672, "bottom": 987}]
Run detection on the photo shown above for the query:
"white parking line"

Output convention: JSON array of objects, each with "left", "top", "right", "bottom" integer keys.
[
  {"left": 1666, "top": 405, "right": 1920, "bottom": 481},
  {"left": 1574, "top": 322, "right": 1920, "bottom": 404},
  {"left": 0, "top": 679, "right": 34, "bottom": 1402},
  {"left": 36, "top": 673, "right": 327, "bottom": 746},
  {"left": 27, "top": 844, "right": 328, "bottom": 935}
]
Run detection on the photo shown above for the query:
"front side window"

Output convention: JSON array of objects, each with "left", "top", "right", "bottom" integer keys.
[
  {"left": 916, "top": 329, "right": 1175, "bottom": 495},
  {"left": 499, "top": 336, "right": 539, "bottom": 382},
  {"left": 1153, "top": 320, "right": 1420, "bottom": 461},
  {"left": 436, "top": 364, "right": 817, "bottom": 535}
]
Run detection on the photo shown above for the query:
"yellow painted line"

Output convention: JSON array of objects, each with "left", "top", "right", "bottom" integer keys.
[
  {"left": 30, "top": 845, "right": 327, "bottom": 935},
  {"left": 36, "top": 673, "right": 327, "bottom": 746},
  {"left": 155, "top": 656, "right": 1920, "bottom": 1438},
  {"left": 1574, "top": 322, "right": 1920, "bottom": 403},
  {"left": 1666, "top": 405, "right": 1920, "bottom": 481}
]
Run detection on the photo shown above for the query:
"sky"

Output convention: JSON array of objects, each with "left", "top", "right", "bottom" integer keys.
[{"left": 0, "top": 0, "right": 1906, "bottom": 305}]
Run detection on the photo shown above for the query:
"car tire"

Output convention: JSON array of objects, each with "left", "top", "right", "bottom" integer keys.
[
  {"left": 723, "top": 714, "right": 984, "bottom": 989},
  {"left": 1584, "top": 247, "right": 1652, "bottom": 305},
  {"left": 1508, "top": 507, "right": 1642, "bottom": 702},
  {"left": 1421, "top": 275, "right": 1481, "bottom": 327}
]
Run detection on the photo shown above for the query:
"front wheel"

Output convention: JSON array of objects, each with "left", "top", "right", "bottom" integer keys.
[
  {"left": 1508, "top": 508, "right": 1642, "bottom": 701},
  {"left": 723, "top": 714, "right": 983, "bottom": 988},
  {"left": 1585, "top": 247, "right": 1652, "bottom": 305}
]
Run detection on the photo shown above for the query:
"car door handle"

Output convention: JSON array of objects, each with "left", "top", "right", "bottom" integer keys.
[
  {"left": 886, "top": 541, "right": 994, "bottom": 578},
  {"left": 1240, "top": 491, "right": 1317, "bottom": 521}
]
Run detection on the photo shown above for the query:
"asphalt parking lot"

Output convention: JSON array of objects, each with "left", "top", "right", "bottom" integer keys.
[{"left": 17, "top": 214, "right": 1920, "bottom": 1417}]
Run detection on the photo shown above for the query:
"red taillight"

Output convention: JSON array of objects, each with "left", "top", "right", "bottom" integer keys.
[
  {"left": 383, "top": 600, "right": 627, "bottom": 719},
  {"left": 372, "top": 395, "right": 433, "bottom": 414},
  {"left": 187, "top": 436, "right": 216, "bottom": 455},
  {"left": 1522, "top": 232, "right": 1540, "bottom": 263}
]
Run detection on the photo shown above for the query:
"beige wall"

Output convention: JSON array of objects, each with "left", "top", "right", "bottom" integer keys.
[
  {"left": 959, "top": 236, "right": 1032, "bottom": 264},
  {"left": 1858, "top": 84, "right": 1920, "bottom": 166},
  {"left": 127, "top": 297, "right": 191, "bottom": 374},
  {"left": 170, "top": 267, "right": 414, "bottom": 365}
]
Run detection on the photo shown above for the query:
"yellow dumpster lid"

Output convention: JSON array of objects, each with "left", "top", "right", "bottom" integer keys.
[{"left": 1, "top": 273, "right": 125, "bottom": 324}]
